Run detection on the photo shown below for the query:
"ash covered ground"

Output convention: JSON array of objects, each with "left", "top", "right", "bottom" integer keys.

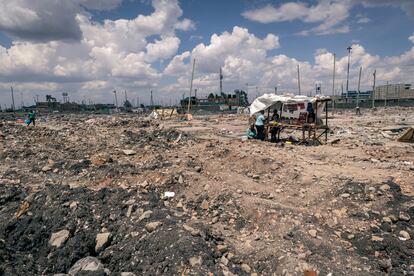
[{"left": 0, "top": 108, "right": 413, "bottom": 275}]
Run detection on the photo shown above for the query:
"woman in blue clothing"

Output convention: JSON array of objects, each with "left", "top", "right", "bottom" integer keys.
[{"left": 255, "top": 110, "right": 265, "bottom": 141}]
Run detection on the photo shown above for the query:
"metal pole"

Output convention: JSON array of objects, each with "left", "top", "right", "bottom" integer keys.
[
  {"left": 297, "top": 64, "right": 301, "bottom": 95},
  {"left": 113, "top": 90, "right": 118, "bottom": 112},
  {"left": 385, "top": 81, "right": 388, "bottom": 107},
  {"left": 219, "top": 67, "right": 223, "bottom": 94},
  {"left": 150, "top": 90, "right": 154, "bottom": 107},
  {"left": 357, "top": 66, "right": 362, "bottom": 108},
  {"left": 372, "top": 69, "right": 376, "bottom": 108},
  {"left": 187, "top": 58, "right": 196, "bottom": 114},
  {"left": 346, "top": 46, "right": 352, "bottom": 99},
  {"left": 332, "top": 53, "right": 336, "bottom": 114},
  {"left": 10, "top": 86, "right": 15, "bottom": 112}
]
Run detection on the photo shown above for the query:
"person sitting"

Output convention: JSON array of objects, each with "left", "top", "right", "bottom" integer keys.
[
  {"left": 246, "top": 124, "right": 257, "bottom": 139},
  {"left": 271, "top": 110, "right": 280, "bottom": 121},
  {"left": 255, "top": 110, "right": 265, "bottom": 141}
]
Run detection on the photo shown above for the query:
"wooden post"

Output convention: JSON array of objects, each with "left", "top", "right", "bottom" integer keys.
[
  {"left": 356, "top": 66, "right": 362, "bottom": 108},
  {"left": 187, "top": 58, "right": 196, "bottom": 114},
  {"left": 332, "top": 53, "right": 336, "bottom": 114},
  {"left": 325, "top": 101, "right": 328, "bottom": 143},
  {"left": 372, "top": 69, "right": 376, "bottom": 108}
]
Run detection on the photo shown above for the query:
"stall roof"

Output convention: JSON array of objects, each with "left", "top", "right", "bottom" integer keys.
[{"left": 249, "top": 94, "right": 331, "bottom": 115}]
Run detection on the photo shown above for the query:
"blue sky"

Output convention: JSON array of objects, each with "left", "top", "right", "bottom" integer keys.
[
  {"left": 0, "top": 0, "right": 413, "bottom": 106},
  {"left": 84, "top": 0, "right": 414, "bottom": 60}
]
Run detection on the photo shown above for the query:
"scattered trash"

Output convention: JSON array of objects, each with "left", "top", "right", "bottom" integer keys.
[
  {"left": 397, "top": 127, "right": 414, "bottom": 143},
  {"left": 15, "top": 201, "right": 30, "bottom": 219},
  {"left": 164, "top": 191, "right": 175, "bottom": 198}
]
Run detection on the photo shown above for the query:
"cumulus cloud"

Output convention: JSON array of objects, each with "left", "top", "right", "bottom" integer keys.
[
  {"left": 243, "top": 0, "right": 414, "bottom": 36},
  {"left": 163, "top": 28, "right": 414, "bottom": 102},
  {"left": 242, "top": 0, "right": 352, "bottom": 36},
  {"left": 0, "top": 0, "right": 83, "bottom": 42},
  {"left": 0, "top": 1, "right": 413, "bottom": 106},
  {"left": 0, "top": 0, "right": 196, "bottom": 105},
  {"left": 360, "top": 0, "right": 414, "bottom": 17}
]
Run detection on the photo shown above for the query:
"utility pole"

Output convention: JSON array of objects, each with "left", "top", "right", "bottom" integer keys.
[
  {"left": 385, "top": 81, "right": 388, "bottom": 107},
  {"left": 297, "top": 64, "right": 301, "bottom": 95},
  {"left": 113, "top": 90, "right": 119, "bottom": 112},
  {"left": 20, "top": 91, "right": 24, "bottom": 109},
  {"left": 356, "top": 67, "right": 362, "bottom": 108},
  {"left": 274, "top": 86, "right": 277, "bottom": 94},
  {"left": 124, "top": 90, "right": 128, "bottom": 102},
  {"left": 187, "top": 58, "right": 196, "bottom": 114},
  {"left": 10, "top": 86, "right": 15, "bottom": 112},
  {"left": 219, "top": 67, "right": 223, "bottom": 94},
  {"left": 372, "top": 69, "right": 376, "bottom": 108},
  {"left": 150, "top": 90, "right": 154, "bottom": 107},
  {"left": 332, "top": 53, "right": 336, "bottom": 113},
  {"left": 346, "top": 46, "right": 352, "bottom": 99}
]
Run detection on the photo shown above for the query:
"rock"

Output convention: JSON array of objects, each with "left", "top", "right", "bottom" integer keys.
[
  {"left": 378, "top": 259, "right": 392, "bottom": 273},
  {"left": 95, "top": 232, "right": 111, "bottom": 252},
  {"left": 120, "top": 273, "right": 136, "bottom": 276},
  {"left": 42, "top": 165, "right": 52, "bottom": 172},
  {"left": 382, "top": 217, "right": 392, "bottom": 223},
  {"left": 340, "top": 193, "right": 351, "bottom": 198},
  {"left": 200, "top": 200, "right": 209, "bottom": 210},
  {"left": 139, "top": 181, "right": 149, "bottom": 188},
  {"left": 123, "top": 150, "right": 136, "bottom": 156},
  {"left": 389, "top": 215, "right": 398, "bottom": 223},
  {"left": 371, "top": 235, "right": 384, "bottom": 242},
  {"left": 145, "top": 221, "right": 162, "bottom": 232},
  {"left": 189, "top": 256, "right": 202, "bottom": 267},
  {"left": 308, "top": 229, "right": 317, "bottom": 238},
  {"left": 399, "top": 230, "right": 411, "bottom": 240},
  {"left": 241, "top": 264, "right": 251, "bottom": 273},
  {"left": 252, "top": 175, "right": 260, "bottom": 180},
  {"left": 220, "top": 256, "right": 229, "bottom": 266},
  {"left": 68, "top": 256, "right": 108, "bottom": 275},
  {"left": 236, "top": 189, "right": 243, "bottom": 194},
  {"left": 139, "top": 210, "right": 153, "bottom": 221},
  {"left": 379, "top": 184, "right": 390, "bottom": 192},
  {"left": 183, "top": 224, "right": 201, "bottom": 236},
  {"left": 69, "top": 201, "right": 78, "bottom": 209},
  {"left": 126, "top": 205, "right": 133, "bottom": 218},
  {"left": 49, "top": 229, "right": 70, "bottom": 248},
  {"left": 176, "top": 201, "right": 183, "bottom": 208},
  {"left": 194, "top": 166, "right": 202, "bottom": 173},
  {"left": 178, "top": 175, "right": 184, "bottom": 184},
  {"left": 399, "top": 212, "right": 410, "bottom": 221},
  {"left": 217, "top": 244, "right": 228, "bottom": 254}
]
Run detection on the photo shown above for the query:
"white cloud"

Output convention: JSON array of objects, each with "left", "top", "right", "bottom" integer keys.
[
  {"left": 242, "top": 0, "right": 352, "bottom": 36},
  {"left": 0, "top": 1, "right": 413, "bottom": 107},
  {"left": 79, "top": 0, "right": 122, "bottom": 11},
  {"left": 0, "top": 0, "right": 196, "bottom": 105},
  {"left": 360, "top": 0, "right": 414, "bottom": 17},
  {"left": 243, "top": 0, "right": 413, "bottom": 36}
]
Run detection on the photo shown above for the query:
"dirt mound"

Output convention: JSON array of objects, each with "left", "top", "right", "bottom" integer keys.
[{"left": 0, "top": 184, "right": 241, "bottom": 275}]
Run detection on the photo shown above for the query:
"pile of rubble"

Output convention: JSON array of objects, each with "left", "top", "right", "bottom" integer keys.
[{"left": 0, "top": 109, "right": 413, "bottom": 275}]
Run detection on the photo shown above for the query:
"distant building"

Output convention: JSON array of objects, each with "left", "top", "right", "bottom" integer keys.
[
  {"left": 180, "top": 90, "right": 249, "bottom": 111},
  {"left": 374, "top": 83, "right": 413, "bottom": 100},
  {"left": 341, "top": 90, "right": 372, "bottom": 100}
]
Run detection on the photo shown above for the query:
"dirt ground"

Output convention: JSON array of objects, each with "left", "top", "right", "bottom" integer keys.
[{"left": 0, "top": 107, "right": 413, "bottom": 275}]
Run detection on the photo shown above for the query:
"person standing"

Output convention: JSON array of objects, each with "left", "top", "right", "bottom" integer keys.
[
  {"left": 255, "top": 110, "right": 265, "bottom": 141},
  {"left": 27, "top": 110, "right": 36, "bottom": 126}
]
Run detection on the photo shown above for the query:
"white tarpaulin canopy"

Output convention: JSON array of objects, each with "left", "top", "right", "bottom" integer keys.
[{"left": 249, "top": 94, "right": 330, "bottom": 116}]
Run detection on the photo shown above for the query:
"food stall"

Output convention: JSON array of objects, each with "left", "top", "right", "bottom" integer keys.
[{"left": 249, "top": 94, "right": 332, "bottom": 144}]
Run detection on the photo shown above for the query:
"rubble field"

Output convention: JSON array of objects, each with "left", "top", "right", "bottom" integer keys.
[{"left": 0, "top": 107, "right": 413, "bottom": 275}]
